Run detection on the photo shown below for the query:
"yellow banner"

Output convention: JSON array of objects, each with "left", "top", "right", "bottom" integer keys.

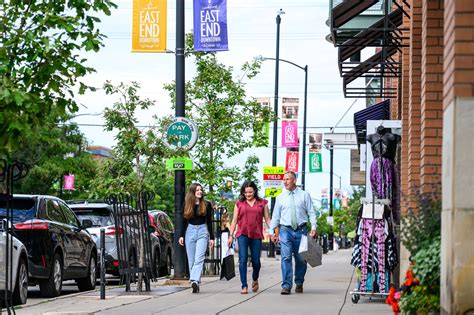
[{"left": 132, "top": 0, "right": 167, "bottom": 52}]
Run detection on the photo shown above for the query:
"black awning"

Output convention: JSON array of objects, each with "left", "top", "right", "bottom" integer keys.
[{"left": 353, "top": 99, "right": 391, "bottom": 145}]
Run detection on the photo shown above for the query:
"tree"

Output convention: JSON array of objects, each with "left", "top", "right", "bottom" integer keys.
[
  {"left": 164, "top": 34, "right": 272, "bottom": 199},
  {"left": 10, "top": 112, "right": 98, "bottom": 197},
  {"left": 0, "top": 0, "right": 117, "bottom": 159}
]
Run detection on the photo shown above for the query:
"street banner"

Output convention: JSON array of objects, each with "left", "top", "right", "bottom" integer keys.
[
  {"left": 309, "top": 152, "right": 322, "bottom": 172},
  {"left": 263, "top": 166, "right": 284, "bottom": 197},
  {"left": 285, "top": 150, "right": 299, "bottom": 172},
  {"left": 64, "top": 175, "right": 75, "bottom": 191},
  {"left": 281, "top": 97, "right": 299, "bottom": 120},
  {"left": 253, "top": 97, "right": 270, "bottom": 147},
  {"left": 282, "top": 121, "right": 298, "bottom": 148},
  {"left": 309, "top": 133, "right": 323, "bottom": 152},
  {"left": 193, "top": 0, "right": 228, "bottom": 52},
  {"left": 132, "top": 0, "right": 167, "bottom": 52}
]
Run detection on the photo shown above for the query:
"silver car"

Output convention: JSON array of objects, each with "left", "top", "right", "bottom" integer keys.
[{"left": 0, "top": 221, "right": 28, "bottom": 305}]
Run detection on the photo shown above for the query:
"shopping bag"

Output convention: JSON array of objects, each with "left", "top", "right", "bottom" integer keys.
[
  {"left": 220, "top": 246, "right": 235, "bottom": 280},
  {"left": 298, "top": 235, "right": 323, "bottom": 267}
]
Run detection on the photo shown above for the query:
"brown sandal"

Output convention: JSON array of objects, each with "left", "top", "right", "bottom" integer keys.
[
  {"left": 241, "top": 287, "right": 248, "bottom": 294},
  {"left": 252, "top": 280, "right": 259, "bottom": 292}
]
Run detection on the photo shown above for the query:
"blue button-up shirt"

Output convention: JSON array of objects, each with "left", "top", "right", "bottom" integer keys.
[{"left": 269, "top": 187, "right": 317, "bottom": 234}]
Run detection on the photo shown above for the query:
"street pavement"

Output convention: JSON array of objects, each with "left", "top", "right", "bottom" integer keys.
[{"left": 12, "top": 249, "right": 392, "bottom": 315}]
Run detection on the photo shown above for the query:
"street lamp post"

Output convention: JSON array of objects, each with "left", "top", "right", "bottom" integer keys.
[
  {"left": 267, "top": 9, "right": 284, "bottom": 258},
  {"left": 256, "top": 55, "right": 309, "bottom": 190}
]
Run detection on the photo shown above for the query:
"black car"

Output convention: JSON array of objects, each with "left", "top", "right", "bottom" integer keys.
[
  {"left": 0, "top": 195, "right": 97, "bottom": 297},
  {"left": 149, "top": 210, "right": 174, "bottom": 277}
]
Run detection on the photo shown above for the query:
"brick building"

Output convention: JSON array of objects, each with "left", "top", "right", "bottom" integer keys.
[{"left": 329, "top": 0, "right": 473, "bottom": 313}]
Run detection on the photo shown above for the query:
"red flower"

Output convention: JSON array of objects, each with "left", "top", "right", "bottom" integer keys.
[{"left": 386, "top": 287, "right": 400, "bottom": 314}]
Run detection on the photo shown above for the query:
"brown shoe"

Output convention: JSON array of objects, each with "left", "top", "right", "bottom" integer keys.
[
  {"left": 281, "top": 288, "right": 291, "bottom": 295},
  {"left": 241, "top": 287, "right": 248, "bottom": 294},
  {"left": 252, "top": 280, "right": 259, "bottom": 292},
  {"left": 295, "top": 284, "right": 303, "bottom": 293}
]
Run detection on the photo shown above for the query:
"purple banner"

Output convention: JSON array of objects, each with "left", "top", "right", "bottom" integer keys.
[
  {"left": 193, "top": 0, "right": 228, "bottom": 52},
  {"left": 282, "top": 121, "right": 299, "bottom": 148}
]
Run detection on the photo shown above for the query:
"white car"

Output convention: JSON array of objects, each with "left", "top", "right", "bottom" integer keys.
[{"left": 0, "top": 221, "right": 28, "bottom": 306}]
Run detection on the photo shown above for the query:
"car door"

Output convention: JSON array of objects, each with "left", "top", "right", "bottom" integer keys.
[
  {"left": 59, "top": 201, "right": 90, "bottom": 272},
  {"left": 44, "top": 199, "right": 76, "bottom": 272}
]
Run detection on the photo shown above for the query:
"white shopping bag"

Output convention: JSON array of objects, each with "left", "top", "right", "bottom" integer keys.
[{"left": 298, "top": 234, "right": 323, "bottom": 267}]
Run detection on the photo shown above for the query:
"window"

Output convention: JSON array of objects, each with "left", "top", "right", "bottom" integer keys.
[
  {"left": 60, "top": 202, "right": 79, "bottom": 227},
  {"left": 46, "top": 199, "right": 67, "bottom": 223}
]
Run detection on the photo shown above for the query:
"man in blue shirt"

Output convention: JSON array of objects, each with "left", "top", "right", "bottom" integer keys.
[{"left": 269, "top": 171, "right": 317, "bottom": 295}]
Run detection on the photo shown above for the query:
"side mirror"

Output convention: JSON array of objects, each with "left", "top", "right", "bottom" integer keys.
[{"left": 81, "top": 219, "right": 93, "bottom": 229}]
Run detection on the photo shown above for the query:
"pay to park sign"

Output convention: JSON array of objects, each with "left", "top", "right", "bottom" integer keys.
[
  {"left": 263, "top": 166, "right": 285, "bottom": 198},
  {"left": 165, "top": 117, "right": 198, "bottom": 150}
]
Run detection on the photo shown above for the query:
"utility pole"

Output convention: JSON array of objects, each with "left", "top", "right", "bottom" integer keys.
[
  {"left": 269, "top": 9, "right": 284, "bottom": 258},
  {"left": 173, "top": 0, "right": 186, "bottom": 279}
]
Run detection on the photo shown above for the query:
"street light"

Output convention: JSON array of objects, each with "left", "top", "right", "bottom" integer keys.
[{"left": 255, "top": 55, "right": 309, "bottom": 191}]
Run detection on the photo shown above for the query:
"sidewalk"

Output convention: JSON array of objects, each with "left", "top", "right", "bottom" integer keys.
[{"left": 14, "top": 249, "right": 392, "bottom": 315}]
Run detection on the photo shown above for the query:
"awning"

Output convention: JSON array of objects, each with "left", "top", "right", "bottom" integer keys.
[{"left": 353, "top": 99, "right": 391, "bottom": 145}]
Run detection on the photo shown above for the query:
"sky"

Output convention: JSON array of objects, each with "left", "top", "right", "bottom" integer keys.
[{"left": 74, "top": 0, "right": 368, "bottom": 204}]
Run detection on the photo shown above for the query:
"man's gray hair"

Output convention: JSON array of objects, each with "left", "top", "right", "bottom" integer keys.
[{"left": 285, "top": 171, "right": 297, "bottom": 179}]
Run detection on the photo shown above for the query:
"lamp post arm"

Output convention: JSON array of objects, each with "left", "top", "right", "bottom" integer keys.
[{"left": 259, "top": 56, "right": 305, "bottom": 71}]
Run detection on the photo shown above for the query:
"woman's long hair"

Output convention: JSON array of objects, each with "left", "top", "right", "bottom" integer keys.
[
  {"left": 238, "top": 180, "right": 262, "bottom": 202},
  {"left": 184, "top": 183, "right": 207, "bottom": 219}
]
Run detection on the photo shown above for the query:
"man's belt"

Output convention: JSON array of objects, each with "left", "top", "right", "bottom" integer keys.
[{"left": 282, "top": 223, "right": 307, "bottom": 230}]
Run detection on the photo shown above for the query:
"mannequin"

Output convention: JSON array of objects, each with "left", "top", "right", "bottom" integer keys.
[
  {"left": 366, "top": 126, "right": 401, "bottom": 162},
  {"left": 366, "top": 125, "right": 401, "bottom": 224}
]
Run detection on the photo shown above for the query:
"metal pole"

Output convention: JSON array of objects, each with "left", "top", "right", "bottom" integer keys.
[
  {"left": 269, "top": 11, "right": 282, "bottom": 258},
  {"left": 174, "top": 0, "right": 186, "bottom": 279},
  {"left": 301, "top": 65, "right": 308, "bottom": 190},
  {"left": 329, "top": 146, "right": 334, "bottom": 250},
  {"left": 100, "top": 228, "right": 106, "bottom": 300}
]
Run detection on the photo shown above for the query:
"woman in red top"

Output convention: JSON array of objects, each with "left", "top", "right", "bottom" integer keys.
[{"left": 227, "top": 180, "right": 271, "bottom": 294}]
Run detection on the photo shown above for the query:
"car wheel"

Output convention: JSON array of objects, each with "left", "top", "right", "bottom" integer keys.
[
  {"left": 159, "top": 250, "right": 172, "bottom": 276},
  {"left": 12, "top": 258, "right": 28, "bottom": 305},
  {"left": 153, "top": 249, "right": 160, "bottom": 278},
  {"left": 39, "top": 253, "right": 63, "bottom": 298},
  {"left": 77, "top": 254, "right": 97, "bottom": 292}
]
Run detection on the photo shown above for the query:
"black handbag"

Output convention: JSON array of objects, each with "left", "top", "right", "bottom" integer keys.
[{"left": 220, "top": 254, "right": 235, "bottom": 281}]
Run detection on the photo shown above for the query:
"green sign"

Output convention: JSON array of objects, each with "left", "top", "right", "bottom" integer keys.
[
  {"left": 166, "top": 117, "right": 198, "bottom": 150},
  {"left": 165, "top": 158, "right": 193, "bottom": 170},
  {"left": 309, "top": 152, "right": 322, "bottom": 172}
]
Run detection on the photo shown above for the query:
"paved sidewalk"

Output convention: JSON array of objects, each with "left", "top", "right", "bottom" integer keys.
[{"left": 13, "top": 249, "right": 392, "bottom": 315}]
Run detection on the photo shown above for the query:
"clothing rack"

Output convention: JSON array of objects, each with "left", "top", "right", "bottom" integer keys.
[{"left": 350, "top": 132, "right": 396, "bottom": 304}]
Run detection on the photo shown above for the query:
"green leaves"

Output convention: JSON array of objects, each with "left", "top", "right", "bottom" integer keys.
[{"left": 1, "top": 0, "right": 117, "bottom": 159}]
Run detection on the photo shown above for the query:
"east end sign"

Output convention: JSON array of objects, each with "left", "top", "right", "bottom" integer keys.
[{"left": 165, "top": 117, "right": 198, "bottom": 150}]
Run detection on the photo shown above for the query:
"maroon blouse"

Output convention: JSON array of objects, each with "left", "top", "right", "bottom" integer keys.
[{"left": 235, "top": 199, "right": 268, "bottom": 239}]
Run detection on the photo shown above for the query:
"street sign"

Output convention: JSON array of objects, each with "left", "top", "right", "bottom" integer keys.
[
  {"left": 165, "top": 158, "right": 193, "bottom": 171},
  {"left": 165, "top": 117, "right": 198, "bottom": 150}
]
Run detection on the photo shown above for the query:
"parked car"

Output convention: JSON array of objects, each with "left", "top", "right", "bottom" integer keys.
[
  {"left": 0, "top": 195, "right": 97, "bottom": 298},
  {"left": 148, "top": 210, "right": 174, "bottom": 277},
  {"left": 69, "top": 201, "right": 165, "bottom": 279},
  {"left": 0, "top": 220, "right": 28, "bottom": 305},
  {"left": 67, "top": 202, "right": 120, "bottom": 276}
]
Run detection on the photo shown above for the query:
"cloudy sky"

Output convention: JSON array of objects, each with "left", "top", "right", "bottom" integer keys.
[{"left": 74, "top": 0, "right": 367, "bottom": 203}]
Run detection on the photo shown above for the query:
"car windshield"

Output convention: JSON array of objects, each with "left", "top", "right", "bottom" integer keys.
[
  {"left": 0, "top": 199, "right": 36, "bottom": 224},
  {"left": 71, "top": 207, "right": 114, "bottom": 227}
]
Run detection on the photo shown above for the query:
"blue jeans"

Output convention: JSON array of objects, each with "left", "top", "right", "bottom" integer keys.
[
  {"left": 237, "top": 235, "right": 262, "bottom": 289},
  {"left": 279, "top": 225, "right": 307, "bottom": 289},
  {"left": 185, "top": 223, "right": 209, "bottom": 283}
]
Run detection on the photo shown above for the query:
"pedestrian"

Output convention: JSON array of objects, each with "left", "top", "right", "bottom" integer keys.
[
  {"left": 178, "top": 183, "right": 215, "bottom": 293},
  {"left": 269, "top": 171, "right": 317, "bottom": 295},
  {"left": 227, "top": 180, "right": 271, "bottom": 294}
]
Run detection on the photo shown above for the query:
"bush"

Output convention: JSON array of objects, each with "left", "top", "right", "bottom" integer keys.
[{"left": 396, "top": 188, "right": 441, "bottom": 314}]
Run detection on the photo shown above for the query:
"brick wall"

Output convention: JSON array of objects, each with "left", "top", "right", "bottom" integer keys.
[
  {"left": 444, "top": 0, "right": 474, "bottom": 106},
  {"left": 400, "top": 0, "right": 411, "bottom": 214},
  {"left": 407, "top": 1, "right": 422, "bottom": 205},
  {"left": 420, "top": 0, "right": 444, "bottom": 193}
]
